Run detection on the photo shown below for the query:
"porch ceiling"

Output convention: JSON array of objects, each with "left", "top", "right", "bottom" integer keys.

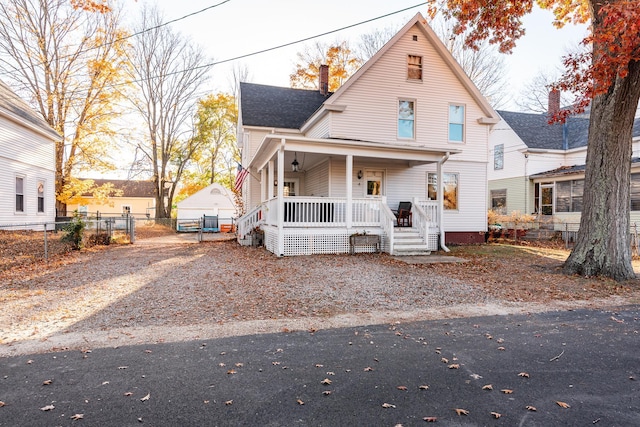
[{"left": 250, "top": 134, "right": 461, "bottom": 172}]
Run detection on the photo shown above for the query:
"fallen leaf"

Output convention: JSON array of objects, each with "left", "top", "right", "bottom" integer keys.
[
  {"left": 454, "top": 408, "right": 469, "bottom": 416},
  {"left": 42, "top": 379, "right": 53, "bottom": 385},
  {"left": 326, "top": 371, "right": 335, "bottom": 376},
  {"left": 556, "top": 401, "right": 570, "bottom": 408},
  {"left": 225, "top": 400, "right": 233, "bottom": 405},
  {"left": 482, "top": 384, "right": 493, "bottom": 390},
  {"left": 382, "top": 403, "right": 396, "bottom": 408},
  {"left": 321, "top": 378, "right": 332, "bottom": 385},
  {"left": 469, "top": 373, "right": 483, "bottom": 380},
  {"left": 497, "top": 346, "right": 506, "bottom": 351},
  {"left": 297, "top": 399, "right": 304, "bottom": 405},
  {"left": 140, "top": 393, "right": 150, "bottom": 402},
  {"left": 235, "top": 363, "right": 243, "bottom": 367},
  {"left": 124, "top": 392, "right": 133, "bottom": 397},
  {"left": 218, "top": 363, "right": 226, "bottom": 367},
  {"left": 423, "top": 417, "right": 438, "bottom": 422},
  {"left": 518, "top": 372, "right": 530, "bottom": 378},
  {"left": 419, "top": 385, "right": 430, "bottom": 390},
  {"left": 526, "top": 405, "right": 537, "bottom": 411},
  {"left": 118, "top": 366, "right": 128, "bottom": 370},
  {"left": 70, "top": 414, "right": 84, "bottom": 420},
  {"left": 0, "top": 401, "right": 5, "bottom": 407},
  {"left": 315, "top": 364, "right": 324, "bottom": 368},
  {"left": 272, "top": 361, "right": 280, "bottom": 366},
  {"left": 497, "top": 338, "right": 504, "bottom": 343},
  {"left": 40, "top": 405, "right": 55, "bottom": 411},
  {"left": 27, "top": 360, "right": 33, "bottom": 364},
  {"left": 397, "top": 385, "right": 408, "bottom": 391},
  {"left": 501, "top": 389, "right": 514, "bottom": 394},
  {"left": 227, "top": 369, "right": 237, "bottom": 375},
  {"left": 364, "top": 366, "right": 373, "bottom": 371},
  {"left": 448, "top": 364, "right": 460, "bottom": 369},
  {"left": 323, "top": 390, "right": 332, "bottom": 395},
  {"left": 491, "top": 412, "right": 502, "bottom": 419},
  {"left": 441, "top": 357, "right": 449, "bottom": 363}
]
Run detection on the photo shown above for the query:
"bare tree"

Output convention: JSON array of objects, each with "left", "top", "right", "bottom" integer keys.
[
  {"left": 128, "top": 5, "right": 212, "bottom": 218},
  {"left": 0, "top": 0, "right": 129, "bottom": 215},
  {"left": 356, "top": 25, "right": 399, "bottom": 61},
  {"left": 514, "top": 70, "right": 577, "bottom": 113},
  {"left": 228, "top": 63, "right": 250, "bottom": 100}
]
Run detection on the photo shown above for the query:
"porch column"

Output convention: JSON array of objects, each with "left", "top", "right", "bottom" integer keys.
[
  {"left": 437, "top": 152, "right": 451, "bottom": 252},
  {"left": 260, "top": 169, "right": 266, "bottom": 202},
  {"left": 268, "top": 159, "right": 275, "bottom": 200},
  {"left": 346, "top": 155, "right": 353, "bottom": 229},
  {"left": 277, "top": 144, "right": 285, "bottom": 256}
]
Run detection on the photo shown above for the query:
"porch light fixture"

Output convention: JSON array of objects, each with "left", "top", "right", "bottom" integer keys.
[
  {"left": 291, "top": 153, "right": 299, "bottom": 172},
  {"left": 357, "top": 170, "right": 363, "bottom": 180}
]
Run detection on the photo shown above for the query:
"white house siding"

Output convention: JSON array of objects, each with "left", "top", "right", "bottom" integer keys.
[
  {"left": 325, "top": 24, "right": 490, "bottom": 163},
  {"left": 487, "top": 120, "right": 527, "bottom": 180},
  {"left": 488, "top": 176, "right": 528, "bottom": 214},
  {"left": 305, "top": 159, "right": 329, "bottom": 197},
  {"left": 306, "top": 114, "right": 330, "bottom": 139},
  {"left": 0, "top": 115, "right": 56, "bottom": 227}
]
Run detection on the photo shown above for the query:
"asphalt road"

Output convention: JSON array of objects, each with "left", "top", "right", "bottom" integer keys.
[{"left": 1, "top": 306, "right": 639, "bottom": 426}]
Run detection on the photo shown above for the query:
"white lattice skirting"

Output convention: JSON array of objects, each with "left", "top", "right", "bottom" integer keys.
[{"left": 264, "top": 227, "right": 383, "bottom": 256}]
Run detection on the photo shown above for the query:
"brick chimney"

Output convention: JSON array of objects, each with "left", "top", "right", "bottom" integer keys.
[
  {"left": 548, "top": 89, "right": 560, "bottom": 117},
  {"left": 319, "top": 64, "right": 329, "bottom": 96}
]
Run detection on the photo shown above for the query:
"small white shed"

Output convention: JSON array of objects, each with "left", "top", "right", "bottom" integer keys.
[{"left": 176, "top": 183, "right": 237, "bottom": 232}]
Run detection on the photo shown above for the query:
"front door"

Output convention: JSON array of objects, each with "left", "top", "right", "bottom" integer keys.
[
  {"left": 540, "top": 184, "right": 553, "bottom": 215},
  {"left": 365, "top": 170, "right": 384, "bottom": 197}
]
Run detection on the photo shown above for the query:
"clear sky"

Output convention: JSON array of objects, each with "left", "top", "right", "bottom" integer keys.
[{"left": 123, "top": 0, "right": 588, "bottom": 110}]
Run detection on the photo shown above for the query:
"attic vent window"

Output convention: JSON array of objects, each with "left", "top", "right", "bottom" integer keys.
[
  {"left": 412, "top": 35, "right": 418, "bottom": 41},
  {"left": 408, "top": 55, "right": 422, "bottom": 80}
]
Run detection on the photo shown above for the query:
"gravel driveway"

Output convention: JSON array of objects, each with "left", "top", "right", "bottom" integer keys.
[{"left": 0, "top": 236, "right": 633, "bottom": 357}]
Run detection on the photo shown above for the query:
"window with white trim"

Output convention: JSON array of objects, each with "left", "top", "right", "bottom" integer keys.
[
  {"left": 407, "top": 55, "right": 422, "bottom": 80},
  {"left": 428, "top": 172, "right": 459, "bottom": 210},
  {"left": 494, "top": 144, "right": 504, "bottom": 170},
  {"left": 398, "top": 99, "right": 415, "bottom": 139},
  {"left": 490, "top": 189, "right": 507, "bottom": 214},
  {"left": 37, "top": 180, "right": 45, "bottom": 213},
  {"left": 449, "top": 104, "right": 465, "bottom": 142},
  {"left": 15, "top": 176, "right": 24, "bottom": 212}
]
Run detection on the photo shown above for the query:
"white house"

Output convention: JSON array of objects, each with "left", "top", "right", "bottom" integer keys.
[
  {"left": 488, "top": 92, "right": 640, "bottom": 230},
  {"left": 176, "top": 182, "right": 237, "bottom": 231},
  {"left": 235, "top": 13, "right": 499, "bottom": 256},
  {"left": 0, "top": 80, "right": 60, "bottom": 229}
]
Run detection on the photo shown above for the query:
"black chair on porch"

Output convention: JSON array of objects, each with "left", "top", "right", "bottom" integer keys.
[{"left": 393, "top": 201, "right": 412, "bottom": 227}]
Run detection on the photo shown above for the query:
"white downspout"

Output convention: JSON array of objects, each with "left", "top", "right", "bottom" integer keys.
[{"left": 437, "top": 152, "right": 451, "bottom": 252}]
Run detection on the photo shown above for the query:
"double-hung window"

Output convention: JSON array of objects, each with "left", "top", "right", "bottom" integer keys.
[
  {"left": 494, "top": 144, "right": 504, "bottom": 170},
  {"left": 428, "top": 172, "right": 459, "bottom": 210},
  {"left": 15, "top": 176, "right": 24, "bottom": 212},
  {"left": 449, "top": 104, "right": 465, "bottom": 142},
  {"left": 398, "top": 99, "right": 415, "bottom": 139},
  {"left": 407, "top": 55, "right": 422, "bottom": 80}
]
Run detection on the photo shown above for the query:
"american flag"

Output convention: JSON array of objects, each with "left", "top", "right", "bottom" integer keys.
[{"left": 234, "top": 164, "right": 249, "bottom": 193}]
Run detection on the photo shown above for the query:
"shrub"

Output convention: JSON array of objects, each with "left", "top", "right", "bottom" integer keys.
[{"left": 61, "top": 214, "right": 86, "bottom": 250}]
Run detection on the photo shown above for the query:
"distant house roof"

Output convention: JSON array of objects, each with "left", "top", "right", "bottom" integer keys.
[
  {"left": 240, "top": 82, "right": 330, "bottom": 129},
  {"left": 530, "top": 157, "right": 640, "bottom": 179},
  {"left": 0, "top": 79, "right": 61, "bottom": 141},
  {"left": 86, "top": 179, "right": 156, "bottom": 198},
  {"left": 497, "top": 110, "right": 640, "bottom": 151}
]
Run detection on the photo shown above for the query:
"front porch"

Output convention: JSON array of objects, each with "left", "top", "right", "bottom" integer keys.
[{"left": 237, "top": 197, "right": 439, "bottom": 256}]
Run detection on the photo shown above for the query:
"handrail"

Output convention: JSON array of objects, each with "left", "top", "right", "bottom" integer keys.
[
  {"left": 412, "top": 198, "right": 430, "bottom": 250},
  {"left": 380, "top": 204, "right": 396, "bottom": 255}
]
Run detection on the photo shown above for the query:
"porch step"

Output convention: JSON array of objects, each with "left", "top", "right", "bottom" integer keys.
[{"left": 393, "top": 228, "right": 431, "bottom": 256}]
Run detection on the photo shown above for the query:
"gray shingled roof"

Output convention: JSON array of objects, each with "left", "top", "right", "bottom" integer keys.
[
  {"left": 498, "top": 110, "right": 640, "bottom": 151},
  {"left": 240, "top": 82, "right": 330, "bottom": 129},
  {"left": 530, "top": 157, "right": 640, "bottom": 179},
  {"left": 0, "top": 79, "right": 60, "bottom": 140}
]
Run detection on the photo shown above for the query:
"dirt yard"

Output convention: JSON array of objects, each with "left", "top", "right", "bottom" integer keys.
[{"left": 1, "top": 226, "right": 639, "bottom": 356}]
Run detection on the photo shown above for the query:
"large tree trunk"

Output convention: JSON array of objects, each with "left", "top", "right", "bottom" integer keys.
[{"left": 563, "top": 60, "right": 640, "bottom": 281}]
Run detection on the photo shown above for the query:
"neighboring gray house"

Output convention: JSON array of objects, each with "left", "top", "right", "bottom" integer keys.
[
  {"left": 488, "top": 97, "right": 640, "bottom": 228},
  {"left": 0, "top": 80, "right": 60, "bottom": 229}
]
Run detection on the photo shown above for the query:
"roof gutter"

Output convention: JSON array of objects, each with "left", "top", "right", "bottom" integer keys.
[{"left": 438, "top": 152, "right": 451, "bottom": 253}]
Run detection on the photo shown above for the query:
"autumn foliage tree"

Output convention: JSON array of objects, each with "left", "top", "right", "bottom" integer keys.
[
  {"left": 427, "top": 0, "right": 640, "bottom": 280},
  {"left": 290, "top": 41, "right": 362, "bottom": 91},
  {"left": 0, "top": 0, "right": 130, "bottom": 215}
]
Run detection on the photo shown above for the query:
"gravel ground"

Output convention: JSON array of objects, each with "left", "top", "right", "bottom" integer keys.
[{"left": 1, "top": 234, "right": 638, "bottom": 357}]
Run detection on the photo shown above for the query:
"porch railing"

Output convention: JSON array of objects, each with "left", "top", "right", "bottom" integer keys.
[
  {"left": 415, "top": 200, "right": 438, "bottom": 228},
  {"left": 262, "top": 197, "right": 384, "bottom": 228},
  {"left": 237, "top": 204, "right": 263, "bottom": 238}
]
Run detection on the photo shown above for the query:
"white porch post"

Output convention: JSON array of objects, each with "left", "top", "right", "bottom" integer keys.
[
  {"left": 277, "top": 143, "right": 285, "bottom": 256},
  {"left": 260, "top": 169, "right": 266, "bottom": 202},
  {"left": 346, "top": 155, "right": 353, "bottom": 229},
  {"left": 437, "top": 152, "right": 451, "bottom": 252},
  {"left": 268, "top": 159, "right": 275, "bottom": 200}
]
